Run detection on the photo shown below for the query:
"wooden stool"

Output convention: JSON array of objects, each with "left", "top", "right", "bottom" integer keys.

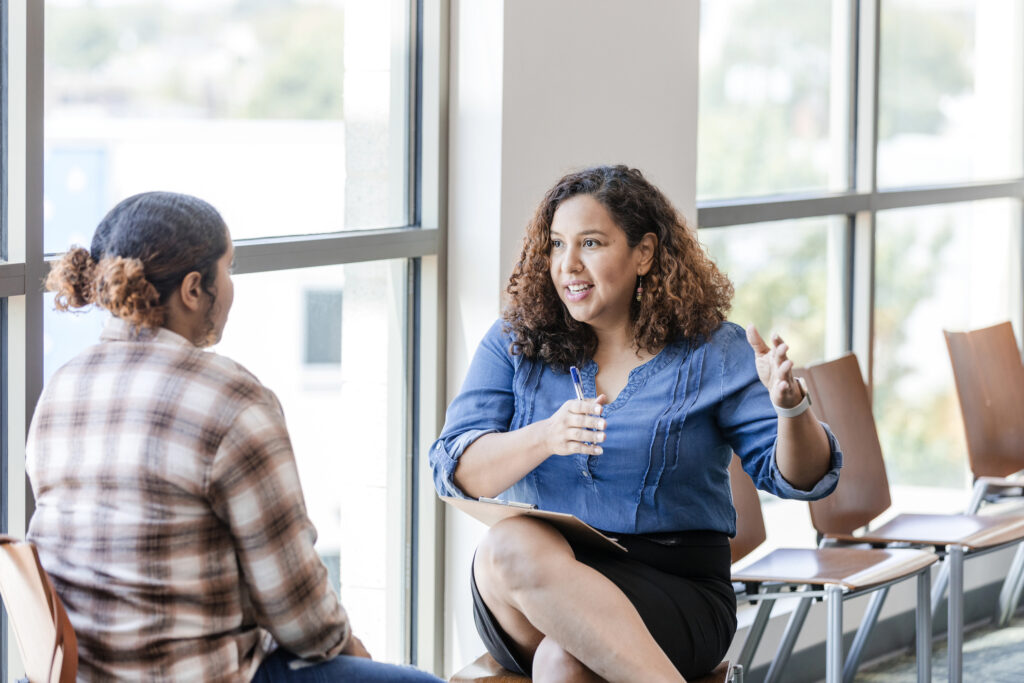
[{"left": 449, "top": 653, "right": 738, "bottom": 683}]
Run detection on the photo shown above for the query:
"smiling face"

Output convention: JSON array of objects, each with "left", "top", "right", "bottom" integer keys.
[{"left": 548, "top": 194, "right": 655, "bottom": 335}]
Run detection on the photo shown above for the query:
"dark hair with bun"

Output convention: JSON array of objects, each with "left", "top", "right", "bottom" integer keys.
[{"left": 47, "top": 191, "right": 229, "bottom": 338}]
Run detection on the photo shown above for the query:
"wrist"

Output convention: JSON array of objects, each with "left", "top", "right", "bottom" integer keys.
[{"left": 774, "top": 376, "right": 811, "bottom": 419}]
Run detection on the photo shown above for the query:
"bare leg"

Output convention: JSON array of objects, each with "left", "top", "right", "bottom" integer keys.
[
  {"left": 533, "top": 636, "right": 605, "bottom": 683},
  {"left": 473, "top": 517, "right": 685, "bottom": 683}
]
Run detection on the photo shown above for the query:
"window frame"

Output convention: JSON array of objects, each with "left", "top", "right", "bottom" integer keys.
[
  {"left": 696, "top": 0, "right": 1024, "bottom": 392},
  {"left": 0, "top": 0, "right": 449, "bottom": 677}
]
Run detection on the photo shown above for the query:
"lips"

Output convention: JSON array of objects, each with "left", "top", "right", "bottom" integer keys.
[{"left": 564, "top": 282, "right": 593, "bottom": 302}]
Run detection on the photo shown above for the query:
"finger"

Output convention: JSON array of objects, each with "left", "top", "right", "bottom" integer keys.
[
  {"left": 746, "top": 324, "right": 770, "bottom": 354},
  {"left": 570, "top": 427, "right": 605, "bottom": 443},
  {"left": 571, "top": 441, "right": 603, "bottom": 456},
  {"left": 568, "top": 414, "right": 607, "bottom": 431}
]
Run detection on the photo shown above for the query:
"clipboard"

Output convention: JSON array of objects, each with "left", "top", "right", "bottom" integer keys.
[{"left": 441, "top": 495, "right": 628, "bottom": 553}]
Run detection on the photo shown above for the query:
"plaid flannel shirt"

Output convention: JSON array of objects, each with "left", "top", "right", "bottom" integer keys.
[{"left": 26, "top": 318, "right": 349, "bottom": 681}]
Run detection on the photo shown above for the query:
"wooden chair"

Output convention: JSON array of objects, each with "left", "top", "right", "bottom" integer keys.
[
  {"left": 729, "top": 456, "right": 936, "bottom": 683},
  {"left": 0, "top": 535, "right": 77, "bottom": 683},
  {"left": 782, "top": 353, "right": 1024, "bottom": 683},
  {"left": 449, "top": 654, "right": 738, "bottom": 683},
  {"left": 945, "top": 322, "right": 1024, "bottom": 625}
]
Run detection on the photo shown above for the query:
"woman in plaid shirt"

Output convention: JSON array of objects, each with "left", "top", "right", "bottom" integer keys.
[{"left": 28, "top": 192, "right": 441, "bottom": 683}]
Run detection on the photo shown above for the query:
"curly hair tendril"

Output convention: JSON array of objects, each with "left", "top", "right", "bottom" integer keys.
[{"left": 47, "top": 247, "right": 98, "bottom": 311}]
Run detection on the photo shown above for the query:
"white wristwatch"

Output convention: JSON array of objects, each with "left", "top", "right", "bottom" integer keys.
[{"left": 774, "top": 376, "right": 811, "bottom": 418}]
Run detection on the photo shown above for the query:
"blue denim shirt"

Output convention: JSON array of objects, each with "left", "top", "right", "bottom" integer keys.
[{"left": 430, "top": 320, "right": 842, "bottom": 536}]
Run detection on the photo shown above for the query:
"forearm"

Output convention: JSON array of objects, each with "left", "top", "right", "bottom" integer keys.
[
  {"left": 774, "top": 409, "right": 832, "bottom": 491},
  {"left": 453, "top": 422, "right": 552, "bottom": 498}
]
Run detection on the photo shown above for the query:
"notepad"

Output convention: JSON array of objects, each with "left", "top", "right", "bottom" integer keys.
[{"left": 441, "top": 495, "right": 627, "bottom": 553}]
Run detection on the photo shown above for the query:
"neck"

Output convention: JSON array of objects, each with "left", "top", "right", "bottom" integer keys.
[
  {"left": 592, "top": 321, "right": 636, "bottom": 357},
  {"left": 163, "top": 299, "right": 204, "bottom": 347}
]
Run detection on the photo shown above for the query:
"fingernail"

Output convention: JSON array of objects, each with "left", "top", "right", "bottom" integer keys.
[
  {"left": 597, "top": 433, "right": 606, "bottom": 442},
  {"left": 595, "top": 446, "right": 603, "bottom": 455}
]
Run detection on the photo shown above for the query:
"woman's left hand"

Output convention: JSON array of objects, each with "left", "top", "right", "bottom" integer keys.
[{"left": 746, "top": 325, "right": 804, "bottom": 410}]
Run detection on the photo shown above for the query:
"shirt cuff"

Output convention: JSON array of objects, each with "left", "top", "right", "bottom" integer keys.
[
  {"left": 434, "top": 428, "right": 499, "bottom": 499},
  {"left": 769, "top": 422, "right": 844, "bottom": 500}
]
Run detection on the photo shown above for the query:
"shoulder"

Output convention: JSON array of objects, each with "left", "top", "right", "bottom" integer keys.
[
  {"left": 194, "top": 350, "right": 281, "bottom": 410},
  {"left": 478, "top": 318, "right": 518, "bottom": 360},
  {"left": 695, "top": 321, "right": 750, "bottom": 356}
]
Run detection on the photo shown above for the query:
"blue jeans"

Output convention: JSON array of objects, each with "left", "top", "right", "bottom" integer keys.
[{"left": 252, "top": 649, "right": 444, "bottom": 682}]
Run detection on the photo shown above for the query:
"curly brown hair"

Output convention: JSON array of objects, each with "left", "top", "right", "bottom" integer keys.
[
  {"left": 46, "top": 191, "right": 228, "bottom": 341},
  {"left": 503, "top": 165, "right": 733, "bottom": 369}
]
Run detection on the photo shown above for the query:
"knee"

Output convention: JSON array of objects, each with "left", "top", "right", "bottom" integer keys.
[
  {"left": 476, "top": 517, "right": 564, "bottom": 593},
  {"left": 532, "top": 637, "right": 595, "bottom": 683}
]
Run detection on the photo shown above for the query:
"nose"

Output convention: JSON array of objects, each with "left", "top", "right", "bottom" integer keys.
[{"left": 560, "top": 244, "right": 583, "bottom": 274}]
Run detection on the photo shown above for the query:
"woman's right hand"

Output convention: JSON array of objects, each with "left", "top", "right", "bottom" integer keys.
[{"left": 542, "top": 396, "right": 608, "bottom": 456}]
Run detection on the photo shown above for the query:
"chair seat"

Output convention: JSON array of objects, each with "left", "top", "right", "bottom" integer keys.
[
  {"left": 449, "top": 653, "right": 734, "bottom": 682},
  {"left": 827, "top": 513, "right": 1024, "bottom": 550},
  {"left": 732, "top": 546, "right": 937, "bottom": 591},
  {"left": 449, "top": 653, "right": 528, "bottom": 683}
]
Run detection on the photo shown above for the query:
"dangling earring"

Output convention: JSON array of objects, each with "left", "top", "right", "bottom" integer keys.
[{"left": 635, "top": 275, "right": 644, "bottom": 303}]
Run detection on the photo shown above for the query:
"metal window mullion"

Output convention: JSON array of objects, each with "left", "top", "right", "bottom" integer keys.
[
  {"left": 851, "top": 0, "right": 880, "bottom": 388},
  {"left": 414, "top": 0, "right": 447, "bottom": 673},
  {"left": 179, "top": 227, "right": 436, "bottom": 276},
  {"left": 695, "top": 181, "right": 1024, "bottom": 230},
  {"left": 0, "top": 263, "right": 23, "bottom": 298}
]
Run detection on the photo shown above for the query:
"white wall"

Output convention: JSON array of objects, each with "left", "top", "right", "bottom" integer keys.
[{"left": 445, "top": 0, "right": 700, "bottom": 674}]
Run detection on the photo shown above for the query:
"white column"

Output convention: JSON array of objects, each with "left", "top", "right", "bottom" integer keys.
[{"left": 444, "top": 0, "right": 699, "bottom": 673}]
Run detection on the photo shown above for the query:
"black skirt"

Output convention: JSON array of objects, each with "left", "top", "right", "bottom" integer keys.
[{"left": 470, "top": 529, "right": 737, "bottom": 680}]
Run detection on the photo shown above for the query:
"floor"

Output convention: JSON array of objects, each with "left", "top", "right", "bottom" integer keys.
[{"left": 854, "top": 615, "right": 1024, "bottom": 682}]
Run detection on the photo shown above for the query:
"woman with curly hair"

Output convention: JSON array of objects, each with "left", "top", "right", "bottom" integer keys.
[
  {"left": 31, "top": 191, "right": 442, "bottom": 683},
  {"left": 430, "top": 166, "right": 842, "bottom": 682}
]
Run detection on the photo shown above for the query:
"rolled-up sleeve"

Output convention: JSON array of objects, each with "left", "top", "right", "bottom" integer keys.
[
  {"left": 714, "top": 324, "right": 842, "bottom": 501},
  {"left": 430, "top": 320, "right": 517, "bottom": 499}
]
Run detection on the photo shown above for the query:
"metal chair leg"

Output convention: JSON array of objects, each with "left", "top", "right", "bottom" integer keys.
[
  {"left": 763, "top": 592, "right": 814, "bottom": 683},
  {"left": 825, "top": 584, "right": 844, "bottom": 683},
  {"left": 842, "top": 586, "right": 889, "bottom": 683},
  {"left": 916, "top": 566, "right": 932, "bottom": 683},
  {"left": 737, "top": 585, "right": 781, "bottom": 672},
  {"left": 948, "top": 545, "right": 964, "bottom": 683}
]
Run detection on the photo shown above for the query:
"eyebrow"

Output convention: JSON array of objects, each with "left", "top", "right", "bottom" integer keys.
[{"left": 550, "top": 229, "right": 609, "bottom": 238}]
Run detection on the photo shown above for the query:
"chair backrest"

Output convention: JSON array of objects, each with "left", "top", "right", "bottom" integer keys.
[
  {"left": 944, "top": 321, "right": 1024, "bottom": 478},
  {"left": 0, "top": 536, "right": 77, "bottom": 683},
  {"left": 729, "top": 454, "right": 767, "bottom": 564},
  {"left": 795, "top": 354, "right": 892, "bottom": 536}
]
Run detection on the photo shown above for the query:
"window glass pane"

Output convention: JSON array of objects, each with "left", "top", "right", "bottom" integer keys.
[
  {"left": 221, "top": 260, "right": 408, "bottom": 663},
  {"left": 697, "top": 0, "right": 849, "bottom": 200},
  {"left": 701, "top": 216, "right": 844, "bottom": 366},
  {"left": 44, "top": 0, "right": 411, "bottom": 251},
  {"left": 874, "top": 199, "right": 1020, "bottom": 489},
  {"left": 42, "top": 259, "right": 411, "bottom": 663},
  {"left": 878, "top": 0, "right": 1024, "bottom": 187}
]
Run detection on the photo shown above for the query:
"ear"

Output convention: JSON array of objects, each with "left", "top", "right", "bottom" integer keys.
[
  {"left": 177, "top": 271, "right": 204, "bottom": 312},
  {"left": 636, "top": 232, "right": 658, "bottom": 276}
]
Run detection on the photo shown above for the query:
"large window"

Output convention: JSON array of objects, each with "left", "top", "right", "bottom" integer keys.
[
  {"left": 43, "top": 0, "right": 411, "bottom": 249},
  {"left": 2, "top": 0, "right": 446, "bottom": 676},
  {"left": 699, "top": 0, "right": 1024, "bottom": 523}
]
